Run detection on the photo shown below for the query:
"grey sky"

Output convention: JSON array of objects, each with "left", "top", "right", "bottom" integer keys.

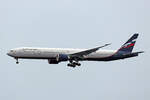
[{"left": 0, "top": 0, "right": 150, "bottom": 100}]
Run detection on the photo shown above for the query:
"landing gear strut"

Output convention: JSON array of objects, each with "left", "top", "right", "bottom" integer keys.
[{"left": 15, "top": 58, "right": 19, "bottom": 64}]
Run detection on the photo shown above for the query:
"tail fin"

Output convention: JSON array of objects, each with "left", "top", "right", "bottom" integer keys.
[{"left": 118, "top": 33, "right": 139, "bottom": 53}]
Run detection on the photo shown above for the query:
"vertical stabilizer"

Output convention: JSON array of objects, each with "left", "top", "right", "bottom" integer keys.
[{"left": 118, "top": 33, "right": 139, "bottom": 53}]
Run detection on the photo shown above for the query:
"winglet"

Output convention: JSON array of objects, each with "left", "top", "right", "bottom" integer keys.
[
  {"left": 104, "top": 43, "right": 111, "bottom": 46},
  {"left": 98, "top": 43, "right": 111, "bottom": 49}
]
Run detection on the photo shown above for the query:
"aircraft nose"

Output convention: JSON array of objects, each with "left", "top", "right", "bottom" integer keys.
[
  {"left": 7, "top": 50, "right": 14, "bottom": 57},
  {"left": 7, "top": 52, "right": 12, "bottom": 56}
]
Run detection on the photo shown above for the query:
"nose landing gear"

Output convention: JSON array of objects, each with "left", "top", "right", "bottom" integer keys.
[{"left": 15, "top": 58, "right": 19, "bottom": 64}]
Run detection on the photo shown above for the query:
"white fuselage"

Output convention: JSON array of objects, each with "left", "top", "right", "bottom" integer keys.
[
  {"left": 7, "top": 34, "right": 142, "bottom": 67},
  {"left": 7, "top": 47, "right": 117, "bottom": 60}
]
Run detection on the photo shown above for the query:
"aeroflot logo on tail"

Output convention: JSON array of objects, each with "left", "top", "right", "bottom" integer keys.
[
  {"left": 123, "top": 43, "right": 135, "bottom": 48},
  {"left": 122, "top": 39, "right": 136, "bottom": 48}
]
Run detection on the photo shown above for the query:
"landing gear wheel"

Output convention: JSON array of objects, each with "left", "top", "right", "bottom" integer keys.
[
  {"left": 67, "top": 63, "right": 71, "bottom": 66},
  {"left": 67, "top": 63, "right": 76, "bottom": 68},
  {"left": 72, "top": 62, "right": 81, "bottom": 66},
  {"left": 77, "top": 63, "right": 81, "bottom": 66}
]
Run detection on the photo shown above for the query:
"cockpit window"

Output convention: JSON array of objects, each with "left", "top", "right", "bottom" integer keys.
[{"left": 10, "top": 50, "right": 13, "bottom": 52}]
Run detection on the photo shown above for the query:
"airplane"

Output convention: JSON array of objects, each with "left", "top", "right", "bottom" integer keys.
[{"left": 7, "top": 33, "right": 144, "bottom": 68}]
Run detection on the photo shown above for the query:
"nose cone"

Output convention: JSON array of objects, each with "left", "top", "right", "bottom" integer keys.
[
  {"left": 7, "top": 51, "right": 14, "bottom": 57},
  {"left": 7, "top": 52, "right": 11, "bottom": 56}
]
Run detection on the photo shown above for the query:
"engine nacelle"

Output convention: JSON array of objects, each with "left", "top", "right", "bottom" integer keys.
[
  {"left": 48, "top": 59, "right": 59, "bottom": 64},
  {"left": 48, "top": 54, "right": 69, "bottom": 64}
]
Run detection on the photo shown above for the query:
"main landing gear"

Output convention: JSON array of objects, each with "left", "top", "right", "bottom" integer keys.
[{"left": 67, "top": 60, "right": 81, "bottom": 68}]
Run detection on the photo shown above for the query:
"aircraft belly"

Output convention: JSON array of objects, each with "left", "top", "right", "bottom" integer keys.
[{"left": 85, "top": 52, "right": 114, "bottom": 59}]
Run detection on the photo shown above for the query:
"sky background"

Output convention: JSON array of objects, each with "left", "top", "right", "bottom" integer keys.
[{"left": 0, "top": 0, "right": 150, "bottom": 100}]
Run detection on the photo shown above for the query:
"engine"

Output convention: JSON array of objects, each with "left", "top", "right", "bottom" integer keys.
[
  {"left": 48, "top": 59, "right": 59, "bottom": 64},
  {"left": 48, "top": 54, "right": 69, "bottom": 64}
]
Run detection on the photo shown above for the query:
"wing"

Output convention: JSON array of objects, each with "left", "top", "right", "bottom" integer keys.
[{"left": 69, "top": 43, "right": 111, "bottom": 59}]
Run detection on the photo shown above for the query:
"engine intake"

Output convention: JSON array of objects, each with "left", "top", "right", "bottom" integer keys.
[{"left": 48, "top": 59, "right": 59, "bottom": 64}]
